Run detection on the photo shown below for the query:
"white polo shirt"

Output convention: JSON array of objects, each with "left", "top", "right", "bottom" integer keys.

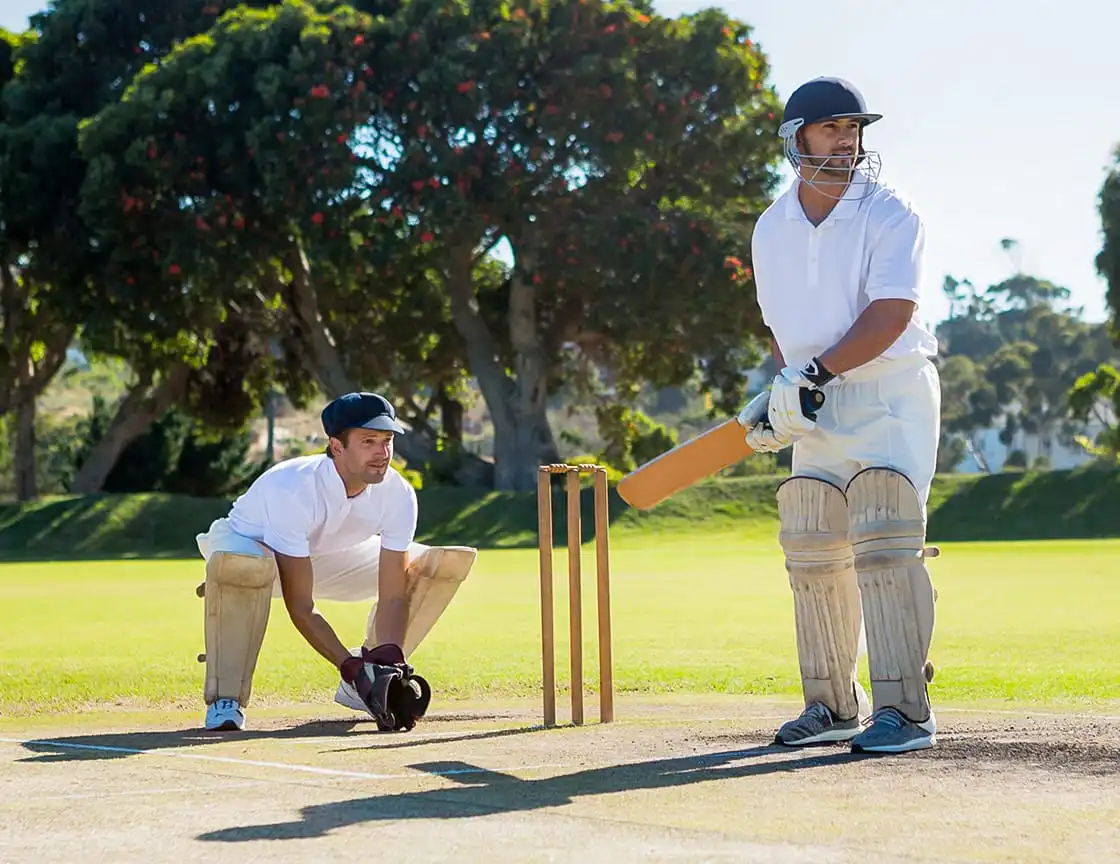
[
  {"left": 751, "top": 171, "right": 938, "bottom": 374},
  {"left": 225, "top": 454, "right": 418, "bottom": 558}
]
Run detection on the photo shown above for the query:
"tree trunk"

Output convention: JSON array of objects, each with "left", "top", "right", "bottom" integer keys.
[
  {"left": 446, "top": 244, "right": 558, "bottom": 491},
  {"left": 438, "top": 389, "right": 464, "bottom": 443},
  {"left": 69, "top": 363, "right": 192, "bottom": 495},
  {"left": 14, "top": 396, "right": 37, "bottom": 502},
  {"left": 265, "top": 391, "right": 277, "bottom": 463},
  {"left": 0, "top": 263, "right": 75, "bottom": 418},
  {"left": 283, "top": 243, "right": 492, "bottom": 485},
  {"left": 283, "top": 243, "right": 357, "bottom": 398}
]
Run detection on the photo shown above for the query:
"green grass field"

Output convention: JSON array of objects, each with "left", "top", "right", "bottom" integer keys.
[{"left": 2, "top": 531, "right": 1117, "bottom": 717}]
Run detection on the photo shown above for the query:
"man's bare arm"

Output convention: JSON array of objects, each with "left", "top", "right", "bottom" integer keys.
[
  {"left": 771, "top": 335, "right": 785, "bottom": 370},
  {"left": 274, "top": 552, "right": 351, "bottom": 667},
  {"left": 371, "top": 548, "right": 409, "bottom": 650},
  {"left": 818, "top": 299, "right": 915, "bottom": 376}
]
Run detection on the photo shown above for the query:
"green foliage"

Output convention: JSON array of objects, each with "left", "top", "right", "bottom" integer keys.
[
  {"left": 721, "top": 451, "right": 783, "bottom": 477},
  {"left": 63, "top": 396, "right": 262, "bottom": 496},
  {"left": 594, "top": 403, "right": 678, "bottom": 473},
  {"left": 1068, "top": 364, "right": 1120, "bottom": 464},
  {"left": 392, "top": 455, "right": 425, "bottom": 490},
  {"left": 5, "top": 0, "right": 786, "bottom": 492}
]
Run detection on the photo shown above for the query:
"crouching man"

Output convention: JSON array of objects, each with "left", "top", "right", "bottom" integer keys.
[{"left": 194, "top": 391, "right": 477, "bottom": 732}]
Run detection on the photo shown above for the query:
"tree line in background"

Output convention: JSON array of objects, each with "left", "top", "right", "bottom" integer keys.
[
  {"left": 0, "top": 0, "right": 1118, "bottom": 503},
  {"left": 0, "top": 0, "right": 780, "bottom": 499}
]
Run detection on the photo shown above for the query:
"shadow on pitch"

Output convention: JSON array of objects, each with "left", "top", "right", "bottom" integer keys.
[
  {"left": 16, "top": 718, "right": 541, "bottom": 764},
  {"left": 196, "top": 746, "right": 871, "bottom": 843}
]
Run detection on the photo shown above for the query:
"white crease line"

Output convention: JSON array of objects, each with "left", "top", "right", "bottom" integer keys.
[{"left": 0, "top": 737, "right": 566, "bottom": 781}]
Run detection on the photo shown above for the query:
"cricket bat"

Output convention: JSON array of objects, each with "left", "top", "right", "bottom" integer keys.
[{"left": 616, "top": 388, "right": 825, "bottom": 510}]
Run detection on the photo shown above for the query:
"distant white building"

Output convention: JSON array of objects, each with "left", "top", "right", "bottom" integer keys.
[{"left": 954, "top": 414, "right": 1112, "bottom": 473}]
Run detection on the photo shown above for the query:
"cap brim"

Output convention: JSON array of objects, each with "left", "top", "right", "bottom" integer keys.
[{"left": 359, "top": 416, "right": 407, "bottom": 434}]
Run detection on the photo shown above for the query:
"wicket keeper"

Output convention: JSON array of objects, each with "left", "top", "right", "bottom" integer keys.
[
  {"left": 737, "top": 77, "right": 942, "bottom": 753},
  {"left": 194, "top": 391, "right": 477, "bottom": 732}
]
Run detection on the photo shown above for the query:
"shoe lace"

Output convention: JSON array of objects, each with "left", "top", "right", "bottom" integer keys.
[
  {"left": 215, "top": 698, "right": 238, "bottom": 712},
  {"left": 804, "top": 701, "right": 834, "bottom": 724},
  {"left": 869, "top": 707, "right": 905, "bottom": 729}
]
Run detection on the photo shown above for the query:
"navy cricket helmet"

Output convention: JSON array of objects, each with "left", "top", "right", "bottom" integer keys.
[
  {"left": 778, "top": 77, "right": 883, "bottom": 198},
  {"left": 780, "top": 77, "right": 881, "bottom": 133}
]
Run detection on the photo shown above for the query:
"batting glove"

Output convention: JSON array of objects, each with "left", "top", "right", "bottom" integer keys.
[
  {"left": 766, "top": 358, "right": 834, "bottom": 440},
  {"left": 735, "top": 391, "right": 794, "bottom": 453}
]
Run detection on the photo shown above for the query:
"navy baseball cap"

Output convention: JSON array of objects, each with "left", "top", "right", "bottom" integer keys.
[{"left": 321, "top": 392, "right": 406, "bottom": 437}]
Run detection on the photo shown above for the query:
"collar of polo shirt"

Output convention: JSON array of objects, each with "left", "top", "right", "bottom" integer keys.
[{"left": 785, "top": 168, "right": 871, "bottom": 224}]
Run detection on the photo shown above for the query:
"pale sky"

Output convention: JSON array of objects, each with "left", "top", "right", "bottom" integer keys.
[{"left": 4, "top": 0, "right": 1118, "bottom": 329}]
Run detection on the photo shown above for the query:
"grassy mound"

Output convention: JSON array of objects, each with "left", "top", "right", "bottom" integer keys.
[{"left": 0, "top": 466, "right": 1116, "bottom": 561}]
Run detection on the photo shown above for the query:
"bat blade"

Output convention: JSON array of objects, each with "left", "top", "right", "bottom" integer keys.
[{"left": 616, "top": 419, "right": 755, "bottom": 510}]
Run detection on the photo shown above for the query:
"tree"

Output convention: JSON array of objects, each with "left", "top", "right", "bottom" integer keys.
[
  {"left": 935, "top": 353, "right": 998, "bottom": 472},
  {"left": 0, "top": 27, "right": 78, "bottom": 501},
  {"left": 1065, "top": 145, "right": 1120, "bottom": 461},
  {"left": 2, "top": 0, "right": 290, "bottom": 494},
  {"left": 75, "top": 0, "right": 491, "bottom": 485},
  {"left": 75, "top": 0, "right": 784, "bottom": 491},
  {"left": 364, "top": 0, "right": 783, "bottom": 488},
  {"left": 1098, "top": 145, "right": 1120, "bottom": 342},
  {"left": 1068, "top": 364, "right": 1120, "bottom": 463},
  {"left": 935, "top": 265, "right": 1115, "bottom": 470},
  {"left": 72, "top": 0, "right": 389, "bottom": 489}
]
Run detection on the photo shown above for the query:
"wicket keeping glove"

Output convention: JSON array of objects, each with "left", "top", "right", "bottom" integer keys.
[
  {"left": 766, "top": 358, "right": 834, "bottom": 440},
  {"left": 339, "top": 644, "right": 432, "bottom": 732}
]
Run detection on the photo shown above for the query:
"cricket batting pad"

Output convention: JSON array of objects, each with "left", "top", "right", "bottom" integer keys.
[
  {"left": 203, "top": 550, "right": 277, "bottom": 706},
  {"left": 847, "top": 467, "right": 937, "bottom": 723},
  {"left": 777, "top": 476, "right": 866, "bottom": 720},
  {"left": 365, "top": 546, "right": 477, "bottom": 656}
]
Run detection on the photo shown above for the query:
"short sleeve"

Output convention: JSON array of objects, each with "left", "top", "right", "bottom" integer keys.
[
  {"left": 379, "top": 478, "right": 418, "bottom": 552},
  {"left": 261, "top": 495, "right": 314, "bottom": 558},
  {"left": 865, "top": 208, "right": 925, "bottom": 304}
]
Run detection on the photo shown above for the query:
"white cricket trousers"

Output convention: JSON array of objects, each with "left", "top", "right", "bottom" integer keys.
[
  {"left": 195, "top": 518, "right": 431, "bottom": 602},
  {"left": 791, "top": 356, "right": 941, "bottom": 507}
]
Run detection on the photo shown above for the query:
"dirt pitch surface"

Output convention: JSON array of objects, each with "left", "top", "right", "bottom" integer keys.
[{"left": 2, "top": 695, "right": 1118, "bottom": 863}]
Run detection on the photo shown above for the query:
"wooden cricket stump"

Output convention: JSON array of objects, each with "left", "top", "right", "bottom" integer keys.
[{"left": 537, "top": 463, "right": 614, "bottom": 728}]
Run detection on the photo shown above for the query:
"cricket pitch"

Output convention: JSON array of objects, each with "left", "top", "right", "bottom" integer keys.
[{"left": 2, "top": 695, "right": 1117, "bottom": 863}]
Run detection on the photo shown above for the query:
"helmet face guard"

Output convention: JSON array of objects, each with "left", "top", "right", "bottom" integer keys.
[{"left": 779, "top": 78, "right": 883, "bottom": 200}]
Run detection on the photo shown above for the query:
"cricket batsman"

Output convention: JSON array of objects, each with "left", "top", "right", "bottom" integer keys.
[
  {"left": 194, "top": 391, "right": 478, "bottom": 732},
  {"left": 737, "top": 77, "right": 942, "bottom": 753}
]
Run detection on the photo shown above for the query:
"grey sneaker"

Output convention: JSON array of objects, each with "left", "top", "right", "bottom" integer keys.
[
  {"left": 775, "top": 700, "right": 865, "bottom": 746},
  {"left": 850, "top": 707, "right": 936, "bottom": 754}
]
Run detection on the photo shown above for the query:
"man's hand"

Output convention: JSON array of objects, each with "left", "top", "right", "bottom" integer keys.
[
  {"left": 767, "top": 358, "right": 835, "bottom": 439},
  {"left": 339, "top": 644, "right": 431, "bottom": 732},
  {"left": 736, "top": 391, "right": 793, "bottom": 453}
]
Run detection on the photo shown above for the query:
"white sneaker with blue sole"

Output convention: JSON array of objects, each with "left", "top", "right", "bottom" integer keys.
[{"left": 204, "top": 698, "right": 245, "bottom": 731}]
